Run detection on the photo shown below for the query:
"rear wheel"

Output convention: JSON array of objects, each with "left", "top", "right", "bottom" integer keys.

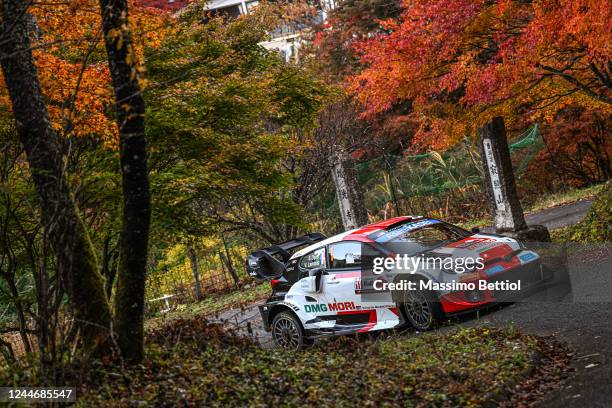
[
  {"left": 401, "top": 289, "right": 444, "bottom": 331},
  {"left": 271, "top": 311, "right": 309, "bottom": 350}
]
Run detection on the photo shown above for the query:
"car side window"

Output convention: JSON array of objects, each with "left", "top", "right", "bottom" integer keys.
[
  {"left": 328, "top": 241, "right": 384, "bottom": 270},
  {"left": 328, "top": 241, "right": 364, "bottom": 269},
  {"left": 299, "top": 247, "right": 326, "bottom": 269}
]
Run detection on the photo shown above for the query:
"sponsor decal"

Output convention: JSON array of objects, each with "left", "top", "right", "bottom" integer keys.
[
  {"left": 375, "top": 219, "right": 440, "bottom": 243},
  {"left": 328, "top": 301, "right": 357, "bottom": 312},
  {"left": 361, "top": 304, "right": 396, "bottom": 310},
  {"left": 519, "top": 252, "right": 537, "bottom": 262},
  {"left": 485, "top": 265, "right": 505, "bottom": 277},
  {"left": 304, "top": 303, "right": 328, "bottom": 313},
  {"left": 304, "top": 302, "right": 357, "bottom": 313},
  {"left": 450, "top": 237, "right": 497, "bottom": 251},
  {"left": 479, "top": 244, "right": 517, "bottom": 264}
]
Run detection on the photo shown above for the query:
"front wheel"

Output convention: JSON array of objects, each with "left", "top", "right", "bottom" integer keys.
[
  {"left": 401, "top": 289, "right": 444, "bottom": 331},
  {"left": 271, "top": 311, "right": 310, "bottom": 350}
]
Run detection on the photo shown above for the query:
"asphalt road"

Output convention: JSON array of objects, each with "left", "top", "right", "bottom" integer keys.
[
  {"left": 214, "top": 199, "right": 611, "bottom": 406},
  {"left": 524, "top": 199, "right": 594, "bottom": 230},
  {"left": 482, "top": 198, "right": 594, "bottom": 232},
  {"left": 470, "top": 250, "right": 612, "bottom": 408}
]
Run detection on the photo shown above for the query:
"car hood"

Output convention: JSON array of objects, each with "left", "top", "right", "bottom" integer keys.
[{"left": 426, "top": 234, "right": 521, "bottom": 263}]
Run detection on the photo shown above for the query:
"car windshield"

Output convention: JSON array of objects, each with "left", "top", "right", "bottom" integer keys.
[{"left": 369, "top": 219, "right": 470, "bottom": 255}]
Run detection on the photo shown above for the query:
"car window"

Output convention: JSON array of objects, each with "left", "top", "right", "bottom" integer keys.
[
  {"left": 373, "top": 220, "right": 468, "bottom": 243},
  {"left": 409, "top": 224, "right": 467, "bottom": 243},
  {"left": 329, "top": 242, "right": 360, "bottom": 269},
  {"left": 328, "top": 241, "right": 382, "bottom": 269},
  {"left": 371, "top": 219, "right": 467, "bottom": 242},
  {"left": 299, "top": 247, "right": 326, "bottom": 269},
  {"left": 410, "top": 226, "right": 453, "bottom": 243}
]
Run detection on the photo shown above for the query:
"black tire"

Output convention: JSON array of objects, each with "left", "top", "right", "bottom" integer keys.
[
  {"left": 401, "top": 288, "right": 444, "bottom": 331},
  {"left": 271, "top": 311, "right": 309, "bottom": 350}
]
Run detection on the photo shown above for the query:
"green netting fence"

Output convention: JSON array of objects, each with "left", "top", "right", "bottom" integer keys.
[{"left": 356, "top": 124, "right": 545, "bottom": 215}]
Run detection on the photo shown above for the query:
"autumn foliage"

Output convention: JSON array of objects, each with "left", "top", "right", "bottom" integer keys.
[
  {"left": 0, "top": 0, "right": 170, "bottom": 146},
  {"left": 529, "top": 108, "right": 611, "bottom": 188},
  {"left": 352, "top": 0, "right": 612, "bottom": 150}
]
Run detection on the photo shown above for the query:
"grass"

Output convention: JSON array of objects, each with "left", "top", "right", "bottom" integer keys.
[
  {"left": 59, "top": 321, "right": 567, "bottom": 407},
  {"left": 145, "top": 281, "right": 270, "bottom": 331},
  {"left": 525, "top": 183, "right": 604, "bottom": 214},
  {"left": 459, "top": 215, "right": 493, "bottom": 231},
  {"left": 550, "top": 181, "right": 610, "bottom": 243}
]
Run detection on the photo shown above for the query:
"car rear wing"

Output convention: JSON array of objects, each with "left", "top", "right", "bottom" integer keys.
[{"left": 246, "top": 233, "right": 327, "bottom": 280}]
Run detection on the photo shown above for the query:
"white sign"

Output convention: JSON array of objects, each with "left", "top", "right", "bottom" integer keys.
[
  {"left": 332, "top": 156, "right": 357, "bottom": 230},
  {"left": 483, "top": 138, "right": 506, "bottom": 212}
]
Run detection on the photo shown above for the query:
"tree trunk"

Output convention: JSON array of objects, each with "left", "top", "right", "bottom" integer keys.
[
  {"left": 330, "top": 147, "right": 368, "bottom": 230},
  {"left": 32, "top": 241, "right": 51, "bottom": 373},
  {"left": 0, "top": 0, "right": 112, "bottom": 353},
  {"left": 6, "top": 276, "right": 31, "bottom": 354},
  {"left": 478, "top": 117, "right": 527, "bottom": 232},
  {"left": 219, "top": 250, "right": 239, "bottom": 287},
  {"left": 101, "top": 235, "right": 119, "bottom": 299},
  {"left": 0, "top": 337, "right": 16, "bottom": 366},
  {"left": 99, "top": 0, "right": 151, "bottom": 363},
  {"left": 221, "top": 236, "right": 240, "bottom": 286},
  {"left": 187, "top": 246, "right": 202, "bottom": 301}
]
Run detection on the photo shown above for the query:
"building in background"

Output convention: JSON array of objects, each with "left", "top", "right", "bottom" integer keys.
[{"left": 136, "top": 0, "right": 335, "bottom": 61}]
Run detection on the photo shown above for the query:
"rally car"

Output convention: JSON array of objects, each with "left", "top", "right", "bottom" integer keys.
[{"left": 247, "top": 216, "right": 551, "bottom": 349}]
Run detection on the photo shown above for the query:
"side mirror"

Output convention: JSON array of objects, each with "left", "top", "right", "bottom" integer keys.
[
  {"left": 309, "top": 268, "right": 325, "bottom": 292},
  {"left": 471, "top": 227, "right": 480, "bottom": 234},
  {"left": 300, "top": 268, "right": 325, "bottom": 293}
]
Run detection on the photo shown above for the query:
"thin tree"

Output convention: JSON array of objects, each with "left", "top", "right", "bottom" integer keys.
[
  {"left": 98, "top": 0, "right": 152, "bottom": 362},
  {"left": 0, "top": 0, "right": 112, "bottom": 353},
  {"left": 187, "top": 246, "right": 202, "bottom": 301}
]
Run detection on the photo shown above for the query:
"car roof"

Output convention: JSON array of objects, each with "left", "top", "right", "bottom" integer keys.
[{"left": 290, "top": 216, "right": 423, "bottom": 259}]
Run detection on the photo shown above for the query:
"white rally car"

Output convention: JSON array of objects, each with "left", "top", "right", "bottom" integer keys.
[{"left": 247, "top": 216, "right": 549, "bottom": 349}]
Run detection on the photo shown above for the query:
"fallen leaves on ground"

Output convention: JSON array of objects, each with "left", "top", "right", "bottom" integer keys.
[{"left": 66, "top": 319, "right": 571, "bottom": 407}]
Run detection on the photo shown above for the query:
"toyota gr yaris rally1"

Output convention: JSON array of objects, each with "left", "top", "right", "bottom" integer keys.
[{"left": 246, "top": 216, "right": 550, "bottom": 349}]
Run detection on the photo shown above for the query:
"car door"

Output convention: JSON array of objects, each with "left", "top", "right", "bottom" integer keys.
[
  {"left": 292, "top": 246, "right": 329, "bottom": 307},
  {"left": 324, "top": 241, "right": 400, "bottom": 332}
]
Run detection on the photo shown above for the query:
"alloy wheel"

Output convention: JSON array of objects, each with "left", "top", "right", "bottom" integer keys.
[
  {"left": 272, "top": 316, "right": 301, "bottom": 349},
  {"left": 403, "top": 291, "right": 433, "bottom": 329}
]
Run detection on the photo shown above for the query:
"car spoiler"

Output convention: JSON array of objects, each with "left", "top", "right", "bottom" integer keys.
[{"left": 246, "top": 233, "right": 327, "bottom": 279}]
